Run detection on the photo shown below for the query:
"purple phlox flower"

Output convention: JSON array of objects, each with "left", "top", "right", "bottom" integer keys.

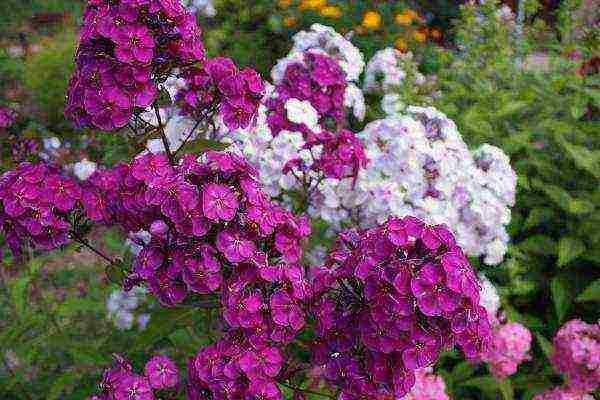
[
  {"left": 441, "top": 250, "right": 480, "bottom": 301},
  {"left": 144, "top": 355, "right": 179, "bottom": 389},
  {"left": 270, "top": 290, "right": 305, "bottom": 331},
  {"left": 134, "top": 246, "right": 164, "bottom": 278},
  {"left": 411, "top": 263, "right": 460, "bottom": 317},
  {"left": 182, "top": 246, "right": 222, "bottom": 294},
  {"left": 45, "top": 175, "right": 82, "bottom": 212},
  {"left": 238, "top": 347, "right": 283, "bottom": 381},
  {"left": 216, "top": 228, "right": 256, "bottom": 263},
  {"left": 224, "top": 290, "right": 264, "bottom": 328},
  {"left": 148, "top": 270, "right": 187, "bottom": 307},
  {"left": 131, "top": 154, "right": 171, "bottom": 183},
  {"left": 202, "top": 183, "right": 239, "bottom": 222},
  {"left": 83, "top": 86, "right": 132, "bottom": 131},
  {"left": 114, "top": 24, "right": 155, "bottom": 64},
  {"left": 115, "top": 375, "right": 155, "bottom": 400},
  {"left": 402, "top": 326, "right": 441, "bottom": 370}
]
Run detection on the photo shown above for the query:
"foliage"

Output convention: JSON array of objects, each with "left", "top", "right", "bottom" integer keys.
[{"left": 432, "top": 1, "right": 600, "bottom": 397}]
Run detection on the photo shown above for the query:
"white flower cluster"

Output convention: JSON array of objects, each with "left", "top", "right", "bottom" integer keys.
[
  {"left": 309, "top": 106, "right": 516, "bottom": 265},
  {"left": 478, "top": 273, "right": 501, "bottom": 322},
  {"left": 106, "top": 287, "right": 151, "bottom": 331},
  {"left": 289, "top": 23, "right": 365, "bottom": 82},
  {"left": 180, "top": 0, "right": 216, "bottom": 17},
  {"left": 140, "top": 76, "right": 200, "bottom": 154},
  {"left": 223, "top": 104, "right": 322, "bottom": 199},
  {"left": 73, "top": 158, "right": 97, "bottom": 180},
  {"left": 271, "top": 24, "right": 366, "bottom": 121},
  {"left": 363, "top": 48, "right": 429, "bottom": 114}
]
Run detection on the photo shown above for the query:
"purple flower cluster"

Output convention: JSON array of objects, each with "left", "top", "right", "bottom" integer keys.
[
  {"left": 66, "top": 0, "right": 205, "bottom": 130},
  {"left": 187, "top": 333, "right": 285, "bottom": 400},
  {"left": 90, "top": 354, "right": 179, "bottom": 400},
  {"left": 0, "top": 106, "right": 16, "bottom": 129},
  {"left": 177, "top": 57, "right": 265, "bottom": 130},
  {"left": 83, "top": 151, "right": 310, "bottom": 308},
  {"left": 266, "top": 51, "right": 347, "bottom": 138},
  {"left": 310, "top": 216, "right": 492, "bottom": 399},
  {"left": 551, "top": 319, "right": 600, "bottom": 392},
  {"left": 0, "top": 162, "right": 83, "bottom": 258},
  {"left": 315, "top": 129, "right": 368, "bottom": 181}
]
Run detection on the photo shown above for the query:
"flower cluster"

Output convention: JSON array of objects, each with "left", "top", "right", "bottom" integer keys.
[
  {"left": 181, "top": 0, "right": 216, "bottom": 17},
  {"left": 0, "top": 106, "right": 16, "bottom": 129},
  {"left": 187, "top": 333, "right": 286, "bottom": 400},
  {"left": 310, "top": 107, "right": 517, "bottom": 265},
  {"left": 404, "top": 368, "right": 450, "bottom": 400},
  {"left": 533, "top": 387, "right": 595, "bottom": 400},
  {"left": 106, "top": 287, "right": 151, "bottom": 331},
  {"left": 482, "top": 322, "right": 532, "bottom": 379},
  {"left": 66, "top": 0, "right": 205, "bottom": 130},
  {"left": 176, "top": 56, "right": 265, "bottom": 130},
  {"left": 282, "top": 23, "right": 366, "bottom": 121},
  {"left": 83, "top": 151, "right": 310, "bottom": 310},
  {"left": 310, "top": 216, "right": 492, "bottom": 399},
  {"left": 551, "top": 319, "right": 600, "bottom": 392},
  {"left": 287, "top": 24, "right": 365, "bottom": 83},
  {"left": 90, "top": 354, "right": 179, "bottom": 400},
  {"left": 0, "top": 162, "right": 83, "bottom": 258},
  {"left": 267, "top": 50, "right": 348, "bottom": 136},
  {"left": 363, "top": 48, "right": 439, "bottom": 115},
  {"left": 363, "top": 48, "right": 425, "bottom": 93}
]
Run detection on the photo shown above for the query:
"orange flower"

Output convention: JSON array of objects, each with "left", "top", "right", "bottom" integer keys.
[
  {"left": 320, "top": 5, "right": 342, "bottom": 18},
  {"left": 299, "top": 0, "right": 326, "bottom": 11},
  {"left": 394, "top": 37, "right": 408, "bottom": 52},
  {"left": 362, "top": 11, "right": 382, "bottom": 30},
  {"left": 283, "top": 16, "right": 298, "bottom": 27},
  {"left": 278, "top": 0, "right": 293, "bottom": 9},
  {"left": 430, "top": 28, "right": 442, "bottom": 40}
]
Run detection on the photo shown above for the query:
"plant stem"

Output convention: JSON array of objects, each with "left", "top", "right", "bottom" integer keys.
[
  {"left": 173, "top": 118, "right": 202, "bottom": 157},
  {"left": 153, "top": 103, "right": 176, "bottom": 166},
  {"left": 70, "top": 232, "right": 115, "bottom": 266}
]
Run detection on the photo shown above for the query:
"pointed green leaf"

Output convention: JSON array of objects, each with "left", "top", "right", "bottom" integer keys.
[
  {"left": 557, "top": 237, "right": 586, "bottom": 267},
  {"left": 551, "top": 276, "right": 571, "bottom": 323},
  {"left": 534, "top": 332, "right": 554, "bottom": 361},
  {"left": 576, "top": 279, "right": 600, "bottom": 302}
]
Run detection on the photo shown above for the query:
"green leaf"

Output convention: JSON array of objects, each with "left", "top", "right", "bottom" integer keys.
[
  {"left": 499, "top": 379, "right": 514, "bottom": 400},
  {"left": 556, "top": 237, "right": 586, "bottom": 267},
  {"left": 576, "top": 279, "right": 600, "bottom": 302},
  {"left": 534, "top": 332, "right": 554, "bottom": 361},
  {"left": 180, "top": 137, "right": 230, "bottom": 156},
  {"left": 56, "top": 298, "right": 99, "bottom": 318},
  {"left": 551, "top": 276, "right": 571, "bottom": 323},
  {"left": 10, "top": 276, "right": 30, "bottom": 318},
  {"left": 129, "top": 308, "right": 195, "bottom": 353},
  {"left": 450, "top": 361, "right": 476, "bottom": 382},
  {"left": 47, "top": 371, "right": 79, "bottom": 400},
  {"left": 523, "top": 207, "right": 554, "bottom": 230},
  {"left": 461, "top": 376, "right": 499, "bottom": 399}
]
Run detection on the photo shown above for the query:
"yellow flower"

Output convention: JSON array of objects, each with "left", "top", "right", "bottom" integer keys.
[
  {"left": 413, "top": 30, "right": 427, "bottom": 43},
  {"left": 320, "top": 5, "right": 342, "bottom": 18},
  {"left": 361, "top": 11, "right": 382, "bottom": 30},
  {"left": 283, "top": 16, "right": 298, "bottom": 27},
  {"left": 394, "top": 37, "right": 408, "bottom": 52},
  {"left": 395, "top": 11, "right": 413, "bottom": 25},
  {"left": 278, "top": 0, "right": 293, "bottom": 9},
  {"left": 299, "top": 0, "right": 326, "bottom": 11}
]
